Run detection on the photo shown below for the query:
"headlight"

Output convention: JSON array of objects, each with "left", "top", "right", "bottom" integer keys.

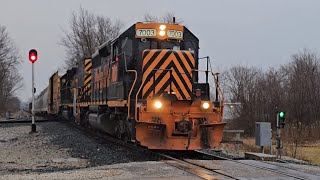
[
  {"left": 159, "top": 30, "right": 166, "bottom": 36},
  {"left": 202, "top": 102, "right": 210, "bottom": 109},
  {"left": 154, "top": 101, "right": 163, "bottom": 109},
  {"left": 159, "top": 25, "right": 166, "bottom": 30}
]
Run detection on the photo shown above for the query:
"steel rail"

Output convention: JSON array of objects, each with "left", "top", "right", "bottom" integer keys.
[
  {"left": 193, "top": 150, "right": 313, "bottom": 180},
  {"left": 0, "top": 118, "right": 58, "bottom": 124},
  {"left": 158, "top": 153, "right": 239, "bottom": 180}
]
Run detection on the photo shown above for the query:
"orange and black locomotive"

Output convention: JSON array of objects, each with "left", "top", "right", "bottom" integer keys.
[{"left": 37, "top": 22, "right": 226, "bottom": 150}]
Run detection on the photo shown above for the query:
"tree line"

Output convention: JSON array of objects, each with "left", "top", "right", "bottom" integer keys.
[
  {"left": 57, "top": 7, "right": 320, "bottom": 144},
  {"left": 4, "top": 5, "right": 320, "bottom": 144},
  {"left": 60, "top": 7, "right": 180, "bottom": 69},
  {"left": 0, "top": 7, "right": 178, "bottom": 114},
  {"left": 223, "top": 50, "right": 320, "bottom": 143},
  {"left": 0, "top": 25, "right": 22, "bottom": 114}
]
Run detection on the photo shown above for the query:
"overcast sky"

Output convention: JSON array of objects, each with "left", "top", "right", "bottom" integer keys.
[{"left": 1, "top": 0, "right": 320, "bottom": 101}]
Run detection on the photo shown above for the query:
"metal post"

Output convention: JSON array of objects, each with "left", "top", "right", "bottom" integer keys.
[
  {"left": 31, "top": 63, "right": 36, "bottom": 132},
  {"left": 153, "top": 71, "right": 156, "bottom": 96},
  {"left": 169, "top": 70, "right": 172, "bottom": 95},
  {"left": 276, "top": 112, "right": 280, "bottom": 159},
  {"left": 278, "top": 128, "right": 281, "bottom": 158},
  {"left": 261, "top": 146, "right": 264, "bottom": 154},
  {"left": 215, "top": 74, "right": 219, "bottom": 102},
  {"left": 270, "top": 128, "right": 273, "bottom": 155},
  {"left": 205, "top": 56, "right": 209, "bottom": 84}
]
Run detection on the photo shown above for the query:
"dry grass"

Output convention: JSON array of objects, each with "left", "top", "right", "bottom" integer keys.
[
  {"left": 283, "top": 145, "right": 320, "bottom": 165},
  {"left": 223, "top": 137, "right": 320, "bottom": 165},
  {"left": 298, "top": 147, "right": 320, "bottom": 165}
]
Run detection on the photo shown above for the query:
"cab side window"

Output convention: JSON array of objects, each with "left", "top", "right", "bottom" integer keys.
[
  {"left": 112, "top": 42, "right": 119, "bottom": 62},
  {"left": 111, "top": 41, "right": 118, "bottom": 82}
]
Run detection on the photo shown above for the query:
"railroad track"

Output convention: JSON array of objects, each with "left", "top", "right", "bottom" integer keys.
[
  {"left": 187, "top": 151, "right": 318, "bottom": 180},
  {"left": 158, "top": 153, "right": 238, "bottom": 180},
  {"left": 262, "top": 160, "right": 318, "bottom": 174},
  {"left": 60, "top": 120, "right": 236, "bottom": 179},
  {"left": 61, "top": 120, "right": 241, "bottom": 179},
  {"left": 0, "top": 118, "right": 57, "bottom": 124},
  {"left": 60, "top": 120, "right": 318, "bottom": 180}
]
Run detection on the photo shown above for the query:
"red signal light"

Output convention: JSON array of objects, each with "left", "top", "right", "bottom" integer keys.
[
  {"left": 29, "top": 49, "right": 38, "bottom": 63},
  {"left": 31, "top": 55, "right": 36, "bottom": 61}
]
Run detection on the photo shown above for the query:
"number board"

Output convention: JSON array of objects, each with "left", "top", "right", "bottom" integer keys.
[
  {"left": 167, "top": 30, "right": 183, "bottom": 39},
  {"left": 136, "top": 29, "right": 156, "bottom": 37}
]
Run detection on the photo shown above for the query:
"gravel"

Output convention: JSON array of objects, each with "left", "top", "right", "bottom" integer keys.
[
  {"left": 46, "top": 122, "right": 152, "bottom": 165},
  {"left": 0, "top": 121, "right": 152, "bottom": 175},
  {"left": 0, "top": 161, "right": 199, "bottom": 180}
]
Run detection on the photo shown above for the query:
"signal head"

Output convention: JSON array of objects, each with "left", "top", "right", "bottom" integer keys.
[
  {"left": 278, "top": 111, "right": 286, "bottom": 128},
  {"left": 279, "top": 111, "right": 285, "bottom": 118},
  {"left": 29, "top": 49, "right": 38, "bottom": 63}
]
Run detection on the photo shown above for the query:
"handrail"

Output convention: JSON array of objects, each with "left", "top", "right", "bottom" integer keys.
[
  {"left": 134, "top": 67, "right": 193, "bottom": 120},
  {"left": 115, "top": 52, "right": 138, "bottom": 120},
  {"left": 135, "top": 78, "right": 146, "bottom": 121},
  {"left": 212, "top": 72, "right": 224, "bottom": 104},
  {"left": 192, "top": 69, "right": 216, "bottom": 73},
  {"left": 132, "top": 61, "right": 225, "bottom": 121},
  {"left": 127, "top": 70, "right": 137, "bottom": 119},
  {"left": 134, "top": 69, "right": 173, "bottom": 121}
]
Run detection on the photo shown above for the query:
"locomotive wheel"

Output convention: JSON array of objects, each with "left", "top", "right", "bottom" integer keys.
[
  {"left": 121, "top": 122, "right": 131, "bottom": 142},
  {"left": 114, "top": 116, "right": 131, "bottom": 142},
  {"left": 84, "top": 112, "right": 90, "bottom": 128},
  {"left": 115, "top": 119, "right": 124, "bottom": 139},
  {"left": 79, "top": 111, "right": 86, "bottom": 126}
]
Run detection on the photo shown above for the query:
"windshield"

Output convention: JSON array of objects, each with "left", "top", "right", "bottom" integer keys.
[
  {"left": 160, "top": 41, "right": 180, "bottom": 50},
  {"left": 138, "top": 39, "right": 196, "bottom": 52}
]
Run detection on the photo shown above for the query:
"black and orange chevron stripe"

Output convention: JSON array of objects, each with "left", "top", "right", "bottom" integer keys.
[
  {"left": 84, "top": 59, "right": 92, "bottom": 95},
  {"left": 142, "top": 50, "right": 195, "bottom": 100}
]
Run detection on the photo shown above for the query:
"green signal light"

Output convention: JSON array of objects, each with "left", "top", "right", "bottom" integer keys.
[{"left": 279, "top": 111, "right": 285, "bottom": 118}]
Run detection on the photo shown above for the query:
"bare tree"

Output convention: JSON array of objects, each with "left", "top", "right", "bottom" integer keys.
[
  {"left": 281, "top": 50, "right": 320, "bottom": 156},
  {"left": 0, "top": 25, "right": 22, "bottom": 113},
  {"left": 223, "top": 49, "right": 320, "bottom": 154},
  {"left": 143, "top": 12, "right": 184, "bottom": 24},
  {"left": 285, "top": 50, "right": 319, "bottom": 125},
  {"left": 223, "top": 65, "right": 262, "bottom": 134},
  {"left": 60, "top": 7, "right": 123, "bottom": 68},
  {"left": 6, "top": 96, "right": 21, "bottom": 112}
]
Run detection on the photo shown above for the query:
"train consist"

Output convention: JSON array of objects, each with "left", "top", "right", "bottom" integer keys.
[{"left": 33, "top": 22, "right": 226, "bottom": 150}]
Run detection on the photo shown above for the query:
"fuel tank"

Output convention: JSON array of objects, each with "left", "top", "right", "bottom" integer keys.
[{"left": 88, "top": 113, "right": 118, "bottom": 135}]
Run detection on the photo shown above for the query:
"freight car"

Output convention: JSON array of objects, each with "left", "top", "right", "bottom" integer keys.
[
  {"left": 32, "top": 71, "right": 61, "bottom": 116},
  {"left": 47, "top": 71, "right": 60, "bottom": 115},
  {"left": 33, "top": 87, "right": 48, "bottom": 115},
  {"left": 34, "top": 21, "right": 226, "bottom": 150}
]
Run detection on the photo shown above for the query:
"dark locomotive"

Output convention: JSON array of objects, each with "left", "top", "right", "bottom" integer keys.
[{"left": 33, "top": 22, "right": 226, "bottom": 150}]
